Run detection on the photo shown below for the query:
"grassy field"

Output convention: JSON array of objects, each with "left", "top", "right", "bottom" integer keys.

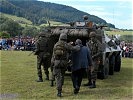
[
  {"left": 1, "top": 13, "right": 33, "bottom": 25},
  {"left": 105, "top": 31, "right": 133, "bottom": 35},
  {"left": 0, "top": 51, "right": 133, "bottom": 100}
]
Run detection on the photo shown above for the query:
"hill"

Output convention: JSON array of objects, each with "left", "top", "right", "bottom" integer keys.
[
  {"left": 0, "top": 0, "right": 115, "bottom": 28},
  {"left": 1, "top": 13, "right": 32, "bottom": 25}
]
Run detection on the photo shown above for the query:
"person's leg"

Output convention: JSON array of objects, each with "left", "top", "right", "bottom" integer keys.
[
  {"left": 84, "top": 69, "right": 92, "bottom": 86},
  {"left": 50, "top": 64, "right": 55, "bottom": 86},
  {"left": 36, "top": 56, "right": 43, "bottom": 82},
  {"left": 43, "top": 64, "right": 49, "bottom": 80},
  {"left": 71, "top": 71, "right": 77, "bottom": 89},
  {"left": 54, "top": 68, "right": 62, "bottom": 97},
  {"left": 89, "top": 62, "right": 98, "bottom": 88},
  {"left": 77, "top": 69, "right": 85, "bottom": 88},
  {"left": 43, "top": 57, "right": 50, "bottom": 80},
  {"left": 72, "top": 70, "right": 80, "bottom": 94}
]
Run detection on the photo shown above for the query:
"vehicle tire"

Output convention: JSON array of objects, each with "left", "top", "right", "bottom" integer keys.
[
  {"left": 98, "top": 58, "right": 109, "bottom": 79},
  {"left": 114, "top": 55, "right": 121, "bottom": 72},
  {"left": 109, "top": 55, "right": 115, "bottom": 75}
]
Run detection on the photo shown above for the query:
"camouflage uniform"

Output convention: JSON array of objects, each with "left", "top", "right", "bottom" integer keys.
[
  {"left": 86, "top": 31, "right": 102, "bottom": 88},
  {"left": 51, "top": 33, "right": 80, "bottom": 97},
  {"left": 50, "top": 62, "right": 55, "bottom": 86},
  {"left": 34, "top": 33, "right": 51, "bottom": 82}
]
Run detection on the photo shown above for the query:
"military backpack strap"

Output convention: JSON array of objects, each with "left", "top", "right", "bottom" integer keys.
[{"left": 53, "top": 41, "right": 67, "bottom": 59}]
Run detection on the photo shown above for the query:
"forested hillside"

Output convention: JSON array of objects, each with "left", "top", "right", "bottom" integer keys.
[{"left": 0, "top": 0, "right": 115, "bottom": 27}]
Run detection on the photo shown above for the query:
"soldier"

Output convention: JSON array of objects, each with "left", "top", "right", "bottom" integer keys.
[
  {"left": 34, "top": 32, "right": 51, "bottom": 82},
  {"left": 51, "top": 33, "right": 80, "bottom": 97},
  {"left": 85, "top": 31, "right": 102, "bottom": 88}
]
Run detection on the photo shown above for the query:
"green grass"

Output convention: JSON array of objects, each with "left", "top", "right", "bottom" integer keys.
[
  {"left": 105, "top": 31, "right": 133, "bottom": 35},
  {"left": 1, "top": 13, "right": 33, "bottom": 25},
  {"left": 0, "top": 51, "right": 133, "bottom": 99},
  {"left": 1, "top": 12, "right": 64, "bottom": 29},
  {"left": 40, "top": 20, "right": 64, "bottom": 27}
]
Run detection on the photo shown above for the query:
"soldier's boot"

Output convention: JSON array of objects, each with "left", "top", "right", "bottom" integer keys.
[
  {"left": 84, "top": 79, "right": 92, "bottom": 86},
  {"left": 89, "top": 81, "right": 96, "bottom": 88},
  {"left": 45, "top": 75, "right": 49, "bottom": 80},
  {"left": 36, "top": 76, "right": 43, "bottom": 82},
  {"left": 50, "top": 80, "right": 54, "bottom": 87},
  {"left": 57, "top": 90, "right": 62, "bottom": 97}
]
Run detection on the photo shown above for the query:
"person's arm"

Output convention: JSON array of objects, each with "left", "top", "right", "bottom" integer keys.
[
  {"left": 66, "top": 43, "right": 80, "bottom": 52},
  {"left": 34, "top": 42, "right": 40, "bottom": 55},
  {"left": 85, "top": 48, "right": 92, "bottom": 72},
  {"left": 51, "top": 45, "right": 56, "bottom": 65},
  {"left": 87, "top": 48, "right": 92, "bottom": 66},
  {"left": 92, "top": 40, "right": 103, "bottom": 59}
]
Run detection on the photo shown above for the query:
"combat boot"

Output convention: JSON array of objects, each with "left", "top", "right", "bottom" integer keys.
[
  {"left": 57, "top": 90, "right": 62, "bottom": 97},
  {"left": 89, "top": 81, "right": 96, "bottom": 88},
  {"left": 45, "top": 75, "right": 49, "bottom": 80},
  {"left": 36, "top": 76, "right": 43, "bottom": 82},
  {"left": 84, "top": 79, "right": 92, "bottom": 86},
  {"left": 50, "top": 80, "right": 54, "bottom": 87}
]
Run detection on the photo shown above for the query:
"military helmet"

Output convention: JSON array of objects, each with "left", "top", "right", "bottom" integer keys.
[
  {"left": 89, "top": 31, "right": 96, "bottom": 37},
  {"left": 59, "top": 33, "right": 67, "bottom": 40}
]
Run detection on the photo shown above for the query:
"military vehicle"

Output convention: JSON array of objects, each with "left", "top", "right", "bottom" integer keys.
[{"left": 45, "top": 15, "right": 122, "bottom": 79}]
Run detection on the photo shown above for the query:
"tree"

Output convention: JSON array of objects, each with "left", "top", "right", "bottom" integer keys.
[
  {"left": 38, "top": 18, "right": 47, "bottom": 25},
  {"left": 0, "top": 16, "right": 22, "bottom": 37},
  {"left": 22, "top": 26, "right": 38, "bottom": 37},
  {"left": 0, "top": 31, "right": 10, "bottom": 38}
]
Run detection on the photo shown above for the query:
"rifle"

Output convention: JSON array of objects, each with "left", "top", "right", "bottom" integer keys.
[
  {"left": 28, "top": 50, "right": 35, "bottom": 56},
  {"left": 28, "top": 36, "right": 40, "bottom": 56}
]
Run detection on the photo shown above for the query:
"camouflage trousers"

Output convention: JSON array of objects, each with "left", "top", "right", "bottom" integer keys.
[
  {"left": 87, "top": 70, "right": 91, "bottom": 80},
  {"left": 37, "top": 55, "right": 50, "bottom": 77},
  {"left": 90, "top": 60, "right": 98, "bottom": 81},
  {"left": 53, "top": 60, "right": 67, "bottom": 90},
  {"left": 53, "top": 68, "right": 66, "bottom": 90},
  {"left": 50, "top": 65, "right": 55, "bottom": 81}
]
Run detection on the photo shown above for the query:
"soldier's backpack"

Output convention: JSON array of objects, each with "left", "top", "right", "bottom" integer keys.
[
  {"left": 38, "top": 37, "right": 48, "bottom": 51},
  {"left": 53, "top": 41, "right": 66, "bottom": 58}
]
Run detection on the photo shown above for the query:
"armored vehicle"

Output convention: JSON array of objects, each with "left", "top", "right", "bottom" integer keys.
[{"left": 45, "top": 15, "right": 122, "bottom": 79}]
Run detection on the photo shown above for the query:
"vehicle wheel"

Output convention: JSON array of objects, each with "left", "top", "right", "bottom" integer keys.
[
  {"left": 114, "top": 55, "right": 121, "bottom": 72},
  {"left": 109, "top": 55, "right": 115, "bottom": 75},
  {"left": 98, "top": 58, "right": 109, "bottom": 79}
]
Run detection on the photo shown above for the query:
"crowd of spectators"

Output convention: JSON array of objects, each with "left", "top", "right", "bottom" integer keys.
[
  {"left": 120, "top": 41, "right": 133, "bottom": 58},
  {"left": 0, "top": 36, "right": 133, "bottom": 58},
  {"left": 0, "top": 36, "right": 36, "bottom": 51}
]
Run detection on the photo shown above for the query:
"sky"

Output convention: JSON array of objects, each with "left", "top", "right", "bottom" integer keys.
[{"left": 38, "top": 0, "right": 133, "bottom": 29}]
